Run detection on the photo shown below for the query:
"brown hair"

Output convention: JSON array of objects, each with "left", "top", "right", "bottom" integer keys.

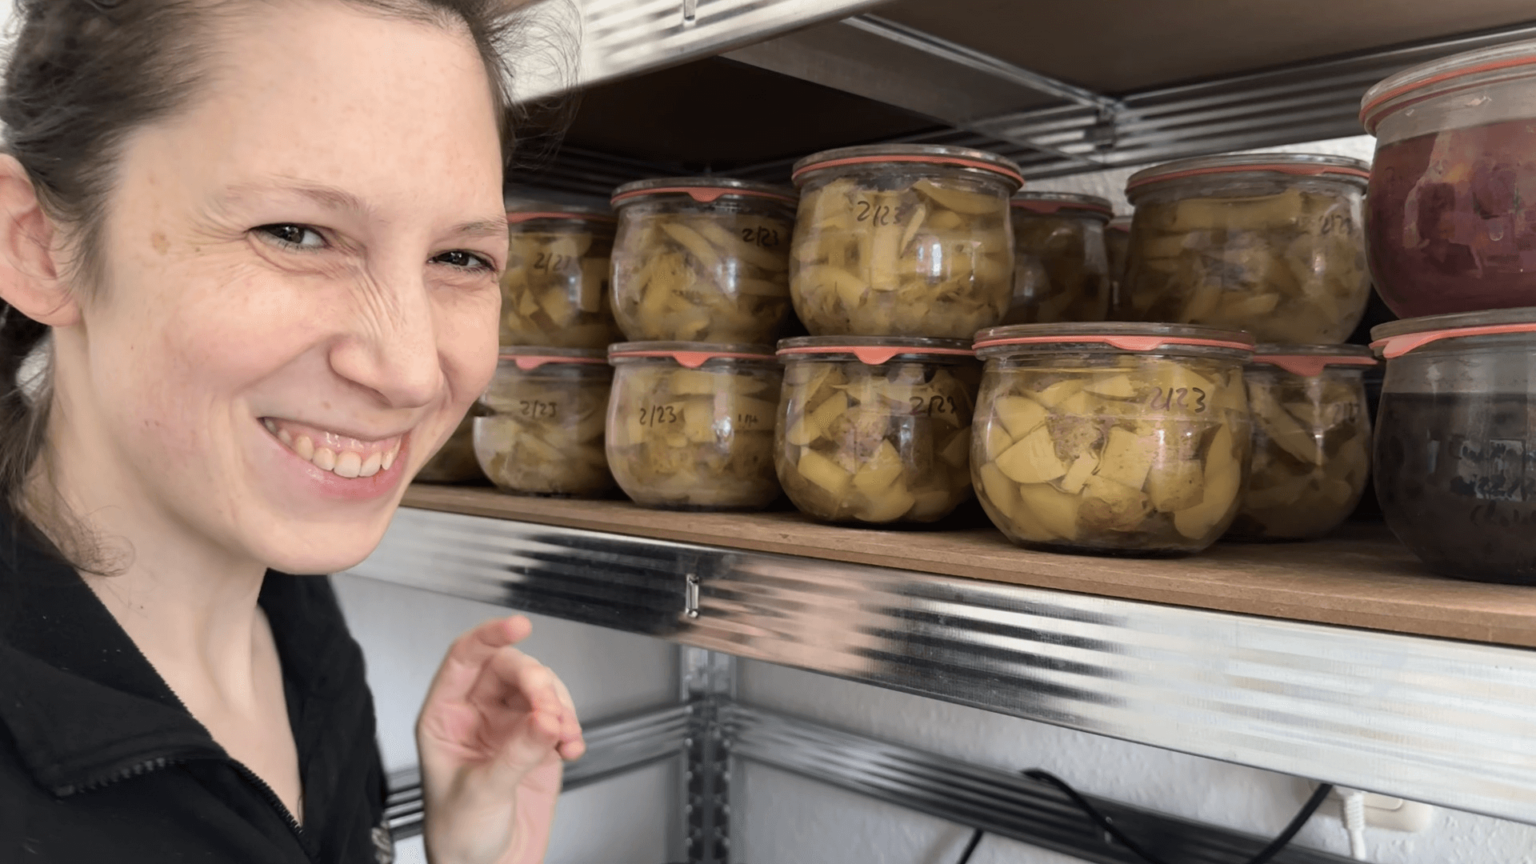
[{"left": 0, "top": 0, "right": 536, "bottom": 552}]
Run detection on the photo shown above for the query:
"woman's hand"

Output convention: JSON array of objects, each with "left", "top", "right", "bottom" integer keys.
[{"left": 417, "top": 616, "right": 585, "bottom": 864}]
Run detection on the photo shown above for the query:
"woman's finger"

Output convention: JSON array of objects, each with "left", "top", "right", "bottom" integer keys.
[
  {"left": 549, "top": 674, "right": 586, "bottom": 760},
  {"left": 423, "top": 616, "right": 533, "bottom": 707},
  {"left": 465, "top": 645, "right": 566, "bottom": 726}
]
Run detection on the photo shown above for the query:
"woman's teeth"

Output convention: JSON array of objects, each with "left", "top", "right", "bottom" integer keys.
[{"left": 262, "top": 418, "right": 400, "bottom": 479}]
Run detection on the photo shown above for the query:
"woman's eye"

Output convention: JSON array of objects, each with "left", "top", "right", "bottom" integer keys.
[
  {"left": 256, "top": 224, "right": 326, "bottom": 249},
  {"left": 432, "top": 250, "right": 495, "bottom": 272}
]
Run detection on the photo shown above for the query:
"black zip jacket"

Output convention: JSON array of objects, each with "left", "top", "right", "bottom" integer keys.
[{"left": 0, "top": 512, "right": 393, "bottom": 863}]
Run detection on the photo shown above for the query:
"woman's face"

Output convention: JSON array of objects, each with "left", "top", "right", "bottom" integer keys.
[{"left": 61, "top": 2, "right": 506, "bottom": 574}]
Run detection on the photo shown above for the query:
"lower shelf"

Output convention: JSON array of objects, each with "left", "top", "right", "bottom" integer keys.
[{"left": 346, "top": 488, "right": 1536, "bottom": 827}]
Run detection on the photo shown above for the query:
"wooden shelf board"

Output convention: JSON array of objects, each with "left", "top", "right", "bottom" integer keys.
[{"left": 402, "top": 485, "right": 1536, "bottom": 650}]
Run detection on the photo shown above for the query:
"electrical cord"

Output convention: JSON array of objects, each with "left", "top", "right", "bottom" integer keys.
[{"left": 955, "top": 769, "right": 1334, "bottom": 864}]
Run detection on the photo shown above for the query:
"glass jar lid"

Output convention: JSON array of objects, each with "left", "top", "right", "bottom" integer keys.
[
  {"left": 1125, "top": 153, "right": 1370, "bottom": 200},
  {"left": 974, "top": 322, "right": 1254, "bottom": 360},
  {"left": 608, "top": 341, "right": 777, "bottom": 368},
  {"left": 498, "top": 346, "right": 609, "bottom": 370},
  {"left": 777, "top": 335, "right": 974, "bottom": 366},
  {"left": 506, "top": 205, "right": 615, "bottom": 225},
  {"left": 1250, "top": 344, "right": 1376, "bottom": 376},
  {"left": 1370, "top": 307, "right": 1536, "bottom": 359},
  {"left": 1361, "top": 39, "right": 1536, "bottom": 133},
  {"left": 791, "top": 144, "right": 1025, "bottom": 190},
  {"left": 1106, "top": 214, "right": 1133, "bottom": 232},
  {"left": 1010, "top": 192, "right": 1113, "bottom": 220},
  {"left": 611, "top": 177, "right": 797, "bottom": 208}
]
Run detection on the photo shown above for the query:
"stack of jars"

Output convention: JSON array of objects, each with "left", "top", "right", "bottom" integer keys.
[
  {"left": 446, "top": 206, "right": 621, "bottom": 497},
  {"left": 972, "top": 152, "right": 1380, "bottom": 556},
  {"left": 602, "top": 179, "right": 797, "bottom": 510},
  {"left": 1355, "top": 40, "right": 1536, "bottom": 584},
  {"left": 775, "top": 145, "right": 1023, "bottom": 524}
]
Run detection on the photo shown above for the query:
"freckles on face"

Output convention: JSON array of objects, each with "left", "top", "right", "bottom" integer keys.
[{"left": 70, "top": 2, "right": 507, "bottom": 573}]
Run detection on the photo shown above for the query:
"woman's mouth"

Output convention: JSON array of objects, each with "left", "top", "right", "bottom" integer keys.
[{"left": 261, "top": 418, "right": 403, "bottom": 479}]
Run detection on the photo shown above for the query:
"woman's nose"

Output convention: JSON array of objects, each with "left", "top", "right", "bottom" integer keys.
[{"left": 327, "top": 270, "right": 441, "bottom": 409}]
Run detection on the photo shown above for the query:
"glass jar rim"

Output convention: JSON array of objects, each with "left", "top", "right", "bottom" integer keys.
[
  {"left": 1361, "top": 38, "right": 1536, "bottom": 133},
  {"left": 1125, "top": 153, "right": 1370, "bottom": 200},
  {"left": 1370, "top": 306, "right": 1536, "bottom": 358},
  {"left": 1010, "top": 192, "right": 1113, "bottom": 220},
  {"left": 974, "top": 323, "right": 1253, "bottom": 359},
  {"left": 608, "top": 341, "right": 777, "bottom": 368},
  {"left": 497, "top": 346, "right": 609, "bottom": 370},
  {"left": 506, "top": 207, "right": 615, "bottom": 225},
  {"left": 1106, "top": 214, "right": 1133, "bottom": 231},
  {"left": 1250, "top": 344, "right": 1376, "bottom": 376},
  {"left": 777, "top": 335, "right": 974, "bottom": 366},
  {"left": 791, "top": 143, "right": 1024, "bottom": 190},
  {"left": 611, "top": 178, "right": 798, "bottom": 208}
]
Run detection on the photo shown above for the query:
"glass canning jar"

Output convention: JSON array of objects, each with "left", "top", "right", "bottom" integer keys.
[
  {"left": 1227, "top": 345, "right": 1376, "bottom": 541},
  {"left": 500, "top": 209, "right": 622, "bottom": 349},
  {"left": 606, "top": 342, "right": 782, "bottom": 510},
  {"left": 1105, "top": 214, "right": 1132, "bottom": 317},
  {"left": 473, "top": 348, "right": 614, "bottom": 497},
  {"left": 1122, "top": 154, "right": 1371, "bottom": 344},
  {"left": 790, "top": 144, "right": 1023, "bottom": 338},
  {"left": 775, "top": 337, "right": 979, "bottom": 524},
  {"left": 1006, "top": 192, "right": 1113, "bottom": 324},
  {"left": 1371, "top": 308, "right": 1536, "bottom": 583},
  {"left": 610, "top": 178, "right": 797, "bottom": 344},
  {"left": 972, "top": 323, "right": 1254, "bottom": 556},
  {"left": 1362, "top": 40, "right": 1536, "bottom": 317}
]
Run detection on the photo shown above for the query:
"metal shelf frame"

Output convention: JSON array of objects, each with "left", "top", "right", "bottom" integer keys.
[{"left": 348, "top": 506, "right": 1536, "bottom": 836}]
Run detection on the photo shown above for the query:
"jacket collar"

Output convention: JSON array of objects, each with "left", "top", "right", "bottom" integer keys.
[{"left": 0, "top": 509, "right": 342, "bottom": 796}]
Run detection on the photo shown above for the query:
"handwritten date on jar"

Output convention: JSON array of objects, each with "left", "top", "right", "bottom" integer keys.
[
  {"left": 973, "top": 357, "right": 1251, "bottom": 555},
  {"left": 1375, "top": 392, "right": 1536, "bottom": 583},
  {"left": 520, "top": 400, "right": 559, "bottom": 420}
]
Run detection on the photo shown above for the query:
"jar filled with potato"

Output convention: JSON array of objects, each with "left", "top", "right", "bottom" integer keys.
[
  {"left": 776, "top": 337, "right": 979, "bottom": 524},
  {"left": 1122, "top": 154, "right": 1371, "bottom": 343},
  {"left": 473, "top": 348, "right": 614, "bottom": 497},
  {"left": 972, "top": 324, "right": 1254, "bottom": 556},
  {"left": 1226, "top": 346, "right": 1375, "bottom": 541},
  {"left": 1105, "top": 215, "right": 1131, "bottom": 317},
  {"left": 501, "top": 209, "right": 622, "bottom": 349},
  {"left": 790, "top": 144, "right": 1023, "bottom": 338},
  {"left": 610, "top": 179, "right": 796, "bottom": 344},
  {"left": 1006, "top": 192, "right": 1114, "bottom": 324},
  {"left": 606, "top": 342, "right": 782, "bottom": 510},
  {"left": 416, "top": 409, "right": 486, "bottom": 484}
]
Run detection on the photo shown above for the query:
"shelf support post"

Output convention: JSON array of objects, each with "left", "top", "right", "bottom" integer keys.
[{"left": 680, "top": 647, "right": 736, "bottom": 864}]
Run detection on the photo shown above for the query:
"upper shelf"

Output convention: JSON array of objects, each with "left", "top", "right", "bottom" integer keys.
[
  {"left": 400, "top": 485, "right": 1536, "bottom": 649},
  {"left": 509, "top": 0, "right": 1536, "bottom": 199}
]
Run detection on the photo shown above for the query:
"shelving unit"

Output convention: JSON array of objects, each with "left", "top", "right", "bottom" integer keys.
[{"left": 352, "top": 3, "right": 1536, "bottom": 861}]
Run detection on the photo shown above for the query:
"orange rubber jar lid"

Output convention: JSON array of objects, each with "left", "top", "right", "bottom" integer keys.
[
  {"left": 608, "top": 341, "right": 777, "bottom": 369},
  {"left": 776, "top": 336, "right": 975, "bottom": 366},
  {"left": 1370, "top": 307, "right": 1536, "bottom": 359}
]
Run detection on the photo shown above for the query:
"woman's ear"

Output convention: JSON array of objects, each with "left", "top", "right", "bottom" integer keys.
[{"left": 0, "top": 154, "right": 79, "bottom": 327}]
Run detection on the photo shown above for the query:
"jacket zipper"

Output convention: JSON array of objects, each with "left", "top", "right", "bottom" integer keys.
[
  {"left": 232, "top": 761, "right": 307, "bottom": 840},
  {"left": 60, "top": 753, "right": 189, "bottom": 796}
]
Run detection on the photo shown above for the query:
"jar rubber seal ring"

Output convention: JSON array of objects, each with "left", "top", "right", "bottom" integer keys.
[
  {"left": 1371, "top": 322, "right": 1536, "bottom": 358},
  {"left": 777, "top": 344, "right": 976, "bottom": 365}
]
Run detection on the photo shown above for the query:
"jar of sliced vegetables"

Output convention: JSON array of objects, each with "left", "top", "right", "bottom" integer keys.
[
  {"left": 473, "top": 348, "right": 614, "bottom": 496},
  {"left": 790, "top": 144, "right": 1022, "bottom": 338},
  {"left": 610, "top": 179, "right": 797, "bottom": 344},
  {"left": 1105, "top": 214, "right": 1131, "bottom": 317},
  {"left": 972, "top": 323, "right": 1254, "bottom": 556},
  {"left": 1226, "top": 346, "right": 1375, "bottom": 541},
  {"left": 1007, "top": 192, "right": 1113, "bottom": 324},
  {"left": 607, "top": 342, "right": 782, "bottom": 510},
  {"left": 1122, "top": 154, "right": 1371, "bottom": 344},
  {"left": 501, "top": 208, "right": 622, "bottom": 349},
  {"left": 776, "top": 337, "right": 979, "bottom": 524}
]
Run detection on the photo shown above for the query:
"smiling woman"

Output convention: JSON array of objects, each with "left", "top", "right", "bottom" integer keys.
[{"left": 0, "top": 2, "right": 583, "bottom": 864}]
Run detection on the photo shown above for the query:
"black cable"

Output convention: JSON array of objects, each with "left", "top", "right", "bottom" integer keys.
[
  {"left": 954, "top": 769, "right": 1335, "bottom": 864},
  {"left": 954, "top": 828, "right": 985, "bottom": 864}
]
